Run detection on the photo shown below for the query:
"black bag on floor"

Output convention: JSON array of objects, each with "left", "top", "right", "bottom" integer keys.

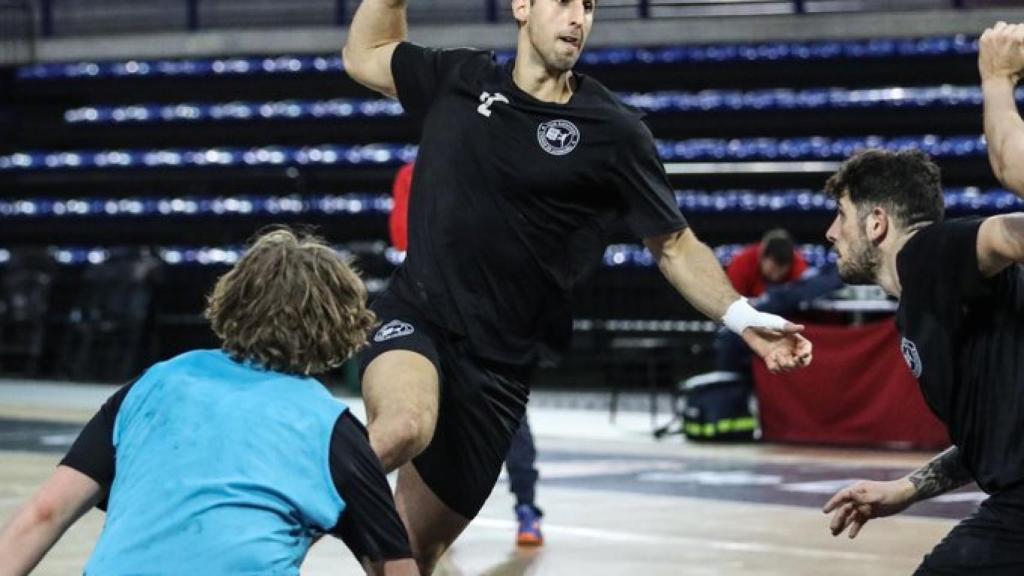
[{"left": 679, "top": 371, "right": 759, "bottom": 442}]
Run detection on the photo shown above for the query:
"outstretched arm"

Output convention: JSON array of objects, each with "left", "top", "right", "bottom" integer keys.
[
  {"left": 823, "top": 446, "right": 972, "bottom": 539},
  {"left": 644, "top": 228, "right": 812, "bottom": 373},
  {"left": 644, "top": 228, "right": 741, "bottom": 321},
  {"left": 905, "top": 446, "right": 974, "bottom": 503},
  {"left": 342, "top": 0, "right": 407, "bottom": 97},
  {"left": 0, "top": 466, "right": 102, "bottom": 576},
  {"left": 980, "top": 22, "right": 1024, "bottom": 197}
]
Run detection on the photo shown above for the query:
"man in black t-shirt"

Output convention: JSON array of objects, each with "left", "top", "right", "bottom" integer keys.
[
  {"left": 343, "top": 0, "right": 812, "bottom": 571},
  {"left": 822, "top": 27, "right": 1024, "bottom": 573}
]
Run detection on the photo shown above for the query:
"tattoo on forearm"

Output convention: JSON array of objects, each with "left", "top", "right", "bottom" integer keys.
[{"left": 907, "top": 446, "right": 973, "bottom": 502}]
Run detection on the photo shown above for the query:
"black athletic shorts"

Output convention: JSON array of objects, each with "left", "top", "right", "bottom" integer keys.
[
  {"left": 914, "top": 485, "right": 1024, "bottom": 576},
  {"left": 358, "top": 290, "right": 531, "bottom": 519}
]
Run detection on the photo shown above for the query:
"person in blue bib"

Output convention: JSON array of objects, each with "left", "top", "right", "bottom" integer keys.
[{"left": 0, "top": 229, "right": 419, "bottom": 576}]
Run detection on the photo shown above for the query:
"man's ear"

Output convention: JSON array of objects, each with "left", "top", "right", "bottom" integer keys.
[
  {"left": 865, "top": 206, "right": 890, "bottom": 244},
  {"left": 511, "top": 0, "right": 530, "bottom": 26}
]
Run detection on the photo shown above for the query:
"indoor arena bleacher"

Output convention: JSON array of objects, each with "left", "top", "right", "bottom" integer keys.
[{"left": 0, "top": 3, "right": 1018, "bottom": 390}]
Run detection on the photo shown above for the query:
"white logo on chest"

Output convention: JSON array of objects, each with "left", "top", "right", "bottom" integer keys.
[
  {"left": 900, "top": 337, "right": 923, "bottom": 378},
  {"left": 477, "top": 91, "right": 509, "bottom": 118},
  {"left": 537, "top": 119, "right": 580, "bottom": 156}
]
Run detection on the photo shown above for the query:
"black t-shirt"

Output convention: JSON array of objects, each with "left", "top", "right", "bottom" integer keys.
[
  {"left": 60, "top": 382, "right": 411, "bottom": 562},
  {"left": 388, "top": 43, "right": 688, "bottom": 365},
  {"left": 896, "top": 217, "right": 1024, "bottom": 495}
]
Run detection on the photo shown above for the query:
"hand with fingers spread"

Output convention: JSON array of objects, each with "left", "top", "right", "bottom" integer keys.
[
  {"left": 979, "top": 20, "right": 1024, "bottom": 83},
  {"left": 741, "top": 323, "right": 813, "bottom": 374},
  {"left": 822, "top": 479, "right": 917, "bottom": 539},
  {"left": 721, "top": 298, "right": 813, "bottom": 373}
]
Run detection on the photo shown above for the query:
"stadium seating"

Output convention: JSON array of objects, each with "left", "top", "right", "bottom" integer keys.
[{"left": 0, "top": 34, "right": 1010, "bottom": 379}]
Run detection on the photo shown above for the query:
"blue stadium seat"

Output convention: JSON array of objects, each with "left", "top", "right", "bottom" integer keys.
[{"left": 15, "top": 35, "right": 981, "bottom": 81}]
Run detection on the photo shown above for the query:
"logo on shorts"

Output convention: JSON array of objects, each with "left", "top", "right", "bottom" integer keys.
[
  {"left": 537, "top": 119, "right": 580, "bottom": 156},
  {"left": 374, "top": 320, "right": 414, "bottom": 342},
  {"left": 901, "top": 337, "right": 923, "bottom": 378}
]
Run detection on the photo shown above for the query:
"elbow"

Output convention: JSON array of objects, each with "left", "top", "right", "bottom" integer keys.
[
  {"left": 26, "top": 493, "right": 60, "bottom": 529},
  {"left": 645, "top": 229, "right": 688, "bottom": 262},
  {"left": 1000, "top": 171, "right": 1024, "bottom": 199},
  {"left": 993, "top": 139, "right": 1024, "bottom": 198},
  {"left": 341, "top": 45, "right": 360, "bottom": 79}
]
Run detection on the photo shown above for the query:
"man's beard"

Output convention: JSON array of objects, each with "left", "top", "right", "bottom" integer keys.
[{"left": 837, "top": 236, "right": 881, "bottom": 285}]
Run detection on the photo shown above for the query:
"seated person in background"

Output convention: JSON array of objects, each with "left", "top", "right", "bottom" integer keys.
[
  {"left": 726, "top": 228, "right": 809, "bottom": 298},
  {"left": 0, "top": 229, "right": 418, "bottom": 576}
]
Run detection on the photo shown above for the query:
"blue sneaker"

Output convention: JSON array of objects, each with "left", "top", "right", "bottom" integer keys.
[{"left": 515, "top": 504, "right": 544, "bottom": 547}]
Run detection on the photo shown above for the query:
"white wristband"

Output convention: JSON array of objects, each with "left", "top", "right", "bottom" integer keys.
[{"left": 722, "top": 298, "right": 788, "bottom": 335}]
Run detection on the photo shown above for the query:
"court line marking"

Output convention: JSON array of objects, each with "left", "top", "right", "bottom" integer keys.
[{"left": 472, "top": 518, "right": 892, "bottom": 562}]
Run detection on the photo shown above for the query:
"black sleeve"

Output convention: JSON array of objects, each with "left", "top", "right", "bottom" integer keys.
[
  {"left": 59, "top": 379, "right": 137, "bottom": 510},
  {"left": 898, "top": 218, "right": 989, "bottom": 307},
  {"left": 609, "top": 119, "right": 688, "bottom": 239},
  {"left": 328, "top": 411, "right": 412, "bottom": 562},
  {"left": 390, "top": 42, "right": 484, "bottom": 120}
]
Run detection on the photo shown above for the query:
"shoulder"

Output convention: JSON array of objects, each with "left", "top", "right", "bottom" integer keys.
[
  {"left": 131, "top": 349, "right": 211, "bottom": 381},
  {"left": 903, "top": 218, "right": 983, "bottom": 257},
  {"left": 160, "top": 348, "right": 227, "bottom": 367},
  {"left": 449, "top": 47, "right": 497, "bottom": 75},
  {"left": 898, "top": 218, "right": 986, "bottom": 291},
  {"left": 581, "top": 75, "right": 648, "bottom": 131},
  {"left": 406, "top": 43, "right": 496, "bottom": 78},
  {"left": 734, "top": 244, "right": 761, "bottom": 263}
]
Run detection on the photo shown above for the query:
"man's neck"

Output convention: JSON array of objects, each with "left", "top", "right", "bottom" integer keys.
[
  {"left": 512, "top": 47, "right": 574, "bottom": 104},
  {"left": 876, "top": 226, "right": 926, "bottom": 298}
]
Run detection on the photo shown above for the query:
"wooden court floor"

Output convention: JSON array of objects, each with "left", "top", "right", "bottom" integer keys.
[{"left": 0, "top": 389, "right": 966, "bottom": 576}]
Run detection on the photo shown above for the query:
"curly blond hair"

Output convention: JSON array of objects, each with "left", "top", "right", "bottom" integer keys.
[{"left": 205, "top": 228, "right": 376, "bottom": 375}]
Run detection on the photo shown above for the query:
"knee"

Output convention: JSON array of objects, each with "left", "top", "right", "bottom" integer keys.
[
  {"left": 369, "top": 410, "right": 436, "bottom": 463},
  {"left": 395, "top": 412, "right": 435, "bottom": 455}
]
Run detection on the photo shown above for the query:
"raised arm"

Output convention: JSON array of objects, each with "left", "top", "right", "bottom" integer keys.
[
  {"left": 644, "top": 228, "right": 812, "bottom": 373},
  {"left": 342, "top": 0, "right": 407, "bottom": 97},
  {"left": 980, "top": 22, "right": 1024, "bottom": 197}
]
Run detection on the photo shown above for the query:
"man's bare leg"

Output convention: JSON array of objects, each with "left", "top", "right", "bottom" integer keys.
[
  {"left": 362, "top": 350, "right": 439, "bottom": 472},
  {"left": 394, "top": 462, "right": 471, "bottom": 575}
]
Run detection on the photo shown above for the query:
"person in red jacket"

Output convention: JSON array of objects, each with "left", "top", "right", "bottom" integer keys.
[
  {"left": 726, "top": 229, "right": 808, "bottom": 298},
  {"left": 389, "top": 163, "right": 414, "bottom": 251}
]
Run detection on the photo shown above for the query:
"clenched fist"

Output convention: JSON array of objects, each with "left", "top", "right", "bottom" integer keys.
[{"left": 979, "top": 21, "right": 1024, "bottom": 83}]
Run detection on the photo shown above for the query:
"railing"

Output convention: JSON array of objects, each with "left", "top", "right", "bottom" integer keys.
[
  {"left": 1, "top": 188, "right": 1019, "bottom": 220},
  {"left": 16, "top": 36, "right": 981, "bottom": 80},
  {"left": 0, "top": 241, "right": 839, "bottom": 269},
  {"left": 0, "top": 0, "right": 34, "bottom": 63},
  {"left": 29, "top": 0, "right": 976, "bottom": 38},
  {"left": 54, "top": 85, "right": 1017, "bottom": 126},
  {"left": 0, "top": 135, "right": 989, "bottom": 172}
]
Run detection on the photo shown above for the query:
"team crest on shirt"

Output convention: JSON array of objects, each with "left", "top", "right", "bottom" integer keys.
[
  {"left": 900, "top": 337, "right": 923, "bottom": 378},
  {"left": 537, "top": 120, "right": 580, "bottom": 156},
  {"left": 374, "top": 320, "right": 414, "bottom": 342}
]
